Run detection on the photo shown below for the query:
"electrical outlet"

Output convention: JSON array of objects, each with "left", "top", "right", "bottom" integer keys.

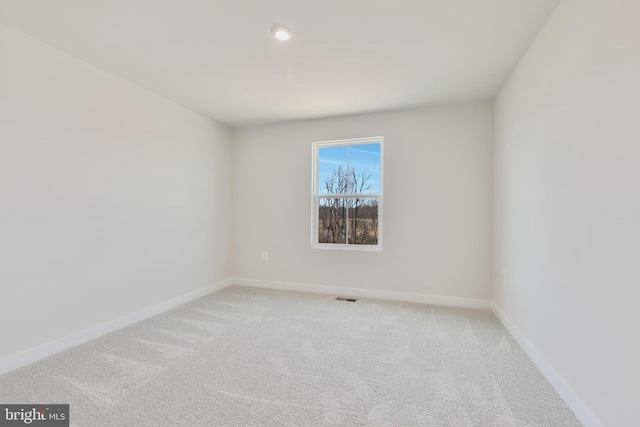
[{"left": 262, "top": 251, "right": 269, "bottom": 260}]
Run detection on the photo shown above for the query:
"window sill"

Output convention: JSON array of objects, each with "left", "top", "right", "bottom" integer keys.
[{"left": 312, "top": 243, "right": 382, "bottom": 252}]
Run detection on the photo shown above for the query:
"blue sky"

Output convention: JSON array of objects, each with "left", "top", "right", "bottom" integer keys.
[{"left": 317, "top": 143, "right": 381, "bottom": 194}]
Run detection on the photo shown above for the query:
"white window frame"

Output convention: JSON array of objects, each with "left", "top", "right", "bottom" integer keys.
[{"left": 311, "top": 136, "right": 384, "bottom": 251}]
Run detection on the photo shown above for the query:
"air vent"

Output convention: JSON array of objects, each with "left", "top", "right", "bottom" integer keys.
[{"left": 335, "top": 297, "right": 358, "bottom": 302}]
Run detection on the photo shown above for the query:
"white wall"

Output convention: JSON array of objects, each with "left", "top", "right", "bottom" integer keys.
[
  {"left": 0, "top": 23, "right": 233, "bottom": 361},
  {"left": 233, "top": 103, "right": 493, "bottom": 301},
  {"left": 494, "top": 0, "right": 640, "bottom": 425}
]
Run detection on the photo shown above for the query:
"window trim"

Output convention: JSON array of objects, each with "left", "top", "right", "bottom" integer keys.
[{"left": 311, "top": 136, "right": 384, "bottom": 251}]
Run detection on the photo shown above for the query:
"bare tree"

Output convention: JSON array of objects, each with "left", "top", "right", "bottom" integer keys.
[
  {"left": 318, "top": 166, "right": 348, "bottom": 243},
  {"left": 318, "top": 166, "right": 377, "bottom": 245},
  {"left": 349, "top": 168, "right": 371, "bottom": 244}
]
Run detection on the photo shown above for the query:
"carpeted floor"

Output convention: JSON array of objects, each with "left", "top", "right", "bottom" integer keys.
[{"left": 0, "top": 286, "right": 581, "bottom": 426}]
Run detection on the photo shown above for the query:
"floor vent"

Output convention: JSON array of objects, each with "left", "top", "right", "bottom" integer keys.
[{"left": 335, "top": 297, "right": 358, "bottom": 302}]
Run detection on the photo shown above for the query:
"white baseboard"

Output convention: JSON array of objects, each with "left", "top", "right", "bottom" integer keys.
[
  {"left": 0, "top": 279, "right": 234, "bottom": 375},
  {"left": 491, "top": 303, "right": 603, "bottom": 427},
  {"left": 232, "top": 278, "right": 492, "bottom": 310}
]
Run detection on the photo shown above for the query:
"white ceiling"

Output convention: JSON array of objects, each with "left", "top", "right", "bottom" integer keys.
[{"left": 0, "top": 0, "right": 560, "bottom": 127}]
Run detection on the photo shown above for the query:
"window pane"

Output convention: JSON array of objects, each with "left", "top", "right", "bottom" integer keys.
[
  {"left": 318, "top": 146, "right": 348, "bottom": 194},
  {"left": 348, "top": 198, "right": 379, "bottom": 245},
  {"left": 317, "top": 198, "right": 347, "bottom": 244},
  {"left": 348, "top": 143, "right": 380, "bottom": 194}
]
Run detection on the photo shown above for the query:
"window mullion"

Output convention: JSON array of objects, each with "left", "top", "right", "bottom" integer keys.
[
  {"left": 316, "top": 193, "right": 381, "bottom": 198},
  {"left": 345, "top": 198, "right": 349, "bottom": 245}
]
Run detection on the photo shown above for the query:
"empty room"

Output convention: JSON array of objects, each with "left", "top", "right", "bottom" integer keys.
[{"left": 0, "top": 0, "right": 637, "bottom": 426}]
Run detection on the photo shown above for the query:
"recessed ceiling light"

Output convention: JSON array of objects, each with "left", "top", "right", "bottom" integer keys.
[{"left": 272, "top": 26, "right": 292, "bottom": 41}]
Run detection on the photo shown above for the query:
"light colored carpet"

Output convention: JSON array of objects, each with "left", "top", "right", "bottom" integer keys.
[{"left": 0, "top": 286, "right": 581, "bottom": 426}]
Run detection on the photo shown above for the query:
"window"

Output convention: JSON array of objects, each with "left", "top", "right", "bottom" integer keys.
[{"left": 312, "top": 137, "right": 383, "bottom": 250}]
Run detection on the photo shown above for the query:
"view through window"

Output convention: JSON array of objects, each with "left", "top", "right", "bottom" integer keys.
[{"left": 312, "top": 137, "right": 383, "bottom": 250}]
